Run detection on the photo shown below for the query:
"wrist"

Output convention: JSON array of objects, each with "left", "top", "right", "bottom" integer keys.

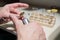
[{"left": 0, "top": 7, "right": 3, "bottom": 18}]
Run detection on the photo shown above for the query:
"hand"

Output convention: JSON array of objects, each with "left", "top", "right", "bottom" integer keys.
[
  {"left": 10, "top": 14, "right": 46, "bottom": 40},
  {"left": 0, "top": 3, "right": 29, "bottom": 23},
  {"left": 0, "top": 3, "right": 29, "bottom": 18}
]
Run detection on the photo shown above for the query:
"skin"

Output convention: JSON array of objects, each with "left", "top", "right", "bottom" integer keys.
[
  {"left": 10, "top": 14, "right": 46, "bottom": 40},
  {"left": 0, "top": 3, "right": 46, "bottom": 40},
  {"left": 0, "top": 3, "right": 29, "bottom": 23},
  {"left": 0, "top": 3, "right": 29, "bottom": 18}
]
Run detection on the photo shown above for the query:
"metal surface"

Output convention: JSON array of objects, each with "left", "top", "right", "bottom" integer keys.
[{"left": 22, "top": 18, "right": 29, "bottom": 24}]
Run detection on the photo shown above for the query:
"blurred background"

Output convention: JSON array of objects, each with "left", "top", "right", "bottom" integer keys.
[
  {"left": 0, "top": 0, "right": 19, "bottom": 6},
  {"left": 0, "top": 0, "right": 60, "bottom": 8},
  {"left": 0, "top": 0, "right": 60, "bottom": 9}
]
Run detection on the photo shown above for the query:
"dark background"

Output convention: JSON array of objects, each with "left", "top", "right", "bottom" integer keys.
[
  {"left": 0, "top": 28, "right": 16, "bottom": 40},
  {"left": 0, "top": 0, "right": 60, "bottom": 9},
  {"left": 0, "top": 0, "right": 19, "bottom": 6}
]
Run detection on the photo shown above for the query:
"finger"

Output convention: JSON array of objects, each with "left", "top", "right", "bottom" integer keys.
[
  {"left": 7, "top": 3, "right": 29, "bottom": 8},
  {"left": 9, "top": 14, "right": 23, "bottom": 28},
  {"left": 39, "top": 30, "right": 46, "bottom": 40},
  {"left": 9, "top": 14, "right": 23, "bottom": 38},
  {"left": 10, "top": 13, "right": 20, "bottom": 18},
  {"left": 10, "top": 8, "right": 20, "bottom": 14}
]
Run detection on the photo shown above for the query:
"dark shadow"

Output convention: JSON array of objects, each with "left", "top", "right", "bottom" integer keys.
[
  {"left": 0, "top": 28, "right": 16, "bottom": 40},
  {"left": 55, "top": 33, "right": 60, "bottom": 40}
]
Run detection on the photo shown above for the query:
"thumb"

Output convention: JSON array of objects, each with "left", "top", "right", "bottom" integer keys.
[
  {"left": 9, "top": 14, "right": 23, "bottom": 30},
  {"left": 9, "top": 14, "right": 24, "bottom": 40}
]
